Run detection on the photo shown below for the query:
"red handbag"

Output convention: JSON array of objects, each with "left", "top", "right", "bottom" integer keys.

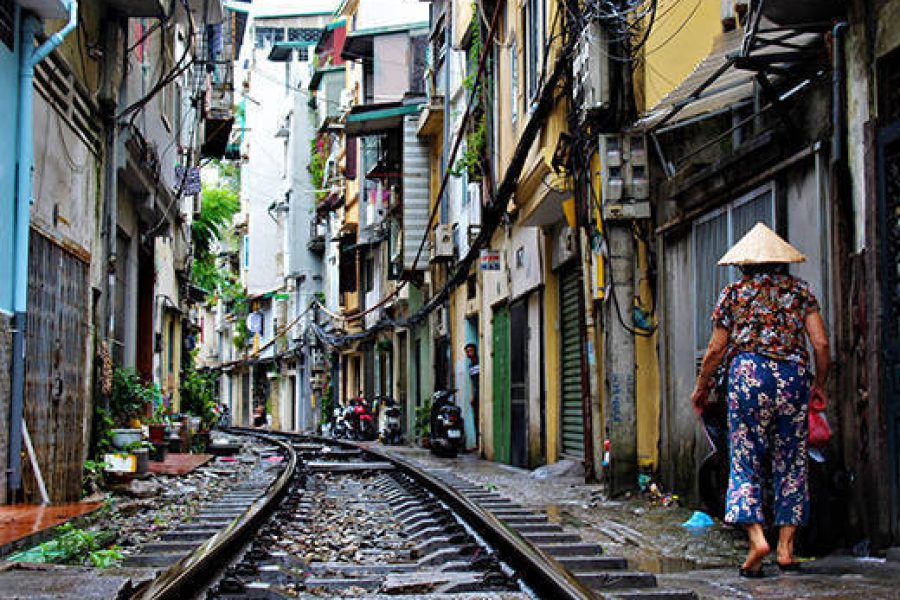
[{"left": 808, "top": 387, "right": 832, "bottom": 448}]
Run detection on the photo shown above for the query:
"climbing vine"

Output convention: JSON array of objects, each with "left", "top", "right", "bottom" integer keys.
[{"left": 452, "top": 3, "right": 487, "bottom": 180}]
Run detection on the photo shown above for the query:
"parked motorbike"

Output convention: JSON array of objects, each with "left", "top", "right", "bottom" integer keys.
[
  {"left": 331, "top": 403, "right": 351, "bottom": 439},
  {"left": 429, "top": 389, "right": 464, "bottom": 457},
  {"left": 379, "top": 396, "right": 403, "bottom": 445},
  {"left": 351, "top": 396, "right": 378, "bottom": 441}
]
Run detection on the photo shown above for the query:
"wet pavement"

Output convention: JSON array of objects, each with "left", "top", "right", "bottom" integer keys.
[{"left": 372, "top": 443, "right": 900, "bottom": 600}]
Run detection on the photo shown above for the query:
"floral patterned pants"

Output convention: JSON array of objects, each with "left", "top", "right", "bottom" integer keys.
[{"left": 724, "top": 352, "right": 810, "bottom": 526}]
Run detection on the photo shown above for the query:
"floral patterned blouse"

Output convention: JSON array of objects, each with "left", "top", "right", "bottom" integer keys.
[{"left": 711, "top": 272, "right": 820, "bottom": 366}]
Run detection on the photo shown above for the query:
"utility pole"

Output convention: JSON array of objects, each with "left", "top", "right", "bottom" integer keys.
[{"left": 604, "top": 220, "right": 637, "bottom": 496}]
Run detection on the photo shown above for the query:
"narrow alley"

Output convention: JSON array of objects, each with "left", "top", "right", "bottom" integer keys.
[{"left": 1, "top": 1, "right": 899, "bottom": 599}]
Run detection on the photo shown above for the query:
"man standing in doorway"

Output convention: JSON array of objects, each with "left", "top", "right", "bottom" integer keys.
[{"left": 464, "top": 343, "right": 480, "bottom": 451}]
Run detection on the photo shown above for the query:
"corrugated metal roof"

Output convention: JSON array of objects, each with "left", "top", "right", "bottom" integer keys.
[
  {"left": 637, "top": 29, "right": 748, "bottom": 130},
  {"left": 636, "top": 26, "right": 822, "bottom": 131}
]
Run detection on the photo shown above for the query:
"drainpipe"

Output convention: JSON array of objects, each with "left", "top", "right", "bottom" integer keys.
[
  {"left": 9, "top": 1, "right": 79, "bottom": 499},
  {"left": 831, "top": 21, "right": 848, "bottom": 167}
]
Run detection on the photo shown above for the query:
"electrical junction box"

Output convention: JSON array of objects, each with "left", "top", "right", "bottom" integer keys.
[
  {"left": 603, "top": 201, "right": 651, "bottom": 221},
  {"left": 599, "top": 133, "right": 650, "bottom": 219},
  {"left": 573, "top": 20, "right": 610, "bottom": 114}
]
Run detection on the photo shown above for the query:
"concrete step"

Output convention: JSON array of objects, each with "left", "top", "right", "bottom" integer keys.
[
  {"left": 522, "top": 532, "right": 583, "bottom": 544},
  {"left": 556, "top": 556, "right": 628, "bottom": 571},
  {"left": 140, "top": 541, "right": 201, "bottom": 554},
  {"left": 578, "top": 571, "right": 657, "bottom": 590},
  {"left": 122, "top": 553, "right": 183, "bottom": 568},
  {"left": 604, "top": 590, "right": 698, "bottom": 600},
  {"left": 498, "top": 515, "right": 549, "bottom": 524},
  {"left": 303, "top": 576, "right": 381, "bottom": 590},
  {"left": 540, "top": 543, "right": 604, "bottom": 557},
  {"left": 159, "top": 529, "right": 219, "bottom": 542},
  {"left": 509, "top": 523, "right": 564, "bottom": 534}
]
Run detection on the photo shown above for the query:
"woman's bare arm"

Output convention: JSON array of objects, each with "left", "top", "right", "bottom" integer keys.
[
  {"left": 805, "top": 310, "right": 830, "bottom": 389},
  {"left": 691, "top": 326, "right": 730, "bottom": 412},
  {"left": 697, "top": 326, "right": 730, "bottom": 388}
]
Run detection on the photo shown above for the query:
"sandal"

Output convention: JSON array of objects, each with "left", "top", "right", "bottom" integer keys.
[
  {"left": 739, "top": 566, "right": 766, "bottom": 578},
  {"left": 776, "top": 561, "right": 801, "bottom": 572}
]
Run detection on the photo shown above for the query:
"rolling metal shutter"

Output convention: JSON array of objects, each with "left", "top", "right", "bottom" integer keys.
[
  {"left": 560, "top": 267, "right": 584, "bottom": 458},
  {"left": 402, "top": 114, "right": 429, "bottom": 271}
]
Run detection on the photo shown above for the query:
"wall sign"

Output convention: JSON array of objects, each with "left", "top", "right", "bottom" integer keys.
[{"left": 480, "top": 249, "right": 501, "bottom": 271}]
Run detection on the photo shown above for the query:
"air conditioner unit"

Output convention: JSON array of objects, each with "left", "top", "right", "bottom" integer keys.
[
  {"left": 430, "top": 223, "right": 455, "bottom": 262},
  {"left": 432, "top": 306, "right": 449, "bottom": 338},
  {"left": 467, "top": 181, "right": 482, "bottom": 226},
  {"left": 554, "top": 226, "right": 577, "bottom": 268},
  {"left": 573, "top": 20, "right": 610, "bottom": 114}
]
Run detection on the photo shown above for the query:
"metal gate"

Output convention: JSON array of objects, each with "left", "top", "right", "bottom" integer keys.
[
  {"left": 560, "top": 267, "right": 584, "bottom": 458},
  {"left": 877, "top": 120, "right": 900, "bottom": 539},
  {"left": 24, "top": 230, "right": 90, "bottom": 503}
]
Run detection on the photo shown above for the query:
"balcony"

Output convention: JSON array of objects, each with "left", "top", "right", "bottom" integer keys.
[{"left": 307, "top": 218, "right": 326, "bottom": 253}]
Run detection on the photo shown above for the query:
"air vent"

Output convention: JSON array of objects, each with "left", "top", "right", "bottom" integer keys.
[{"left": 33, "top": 53, "right": 102, "bottom": 154}]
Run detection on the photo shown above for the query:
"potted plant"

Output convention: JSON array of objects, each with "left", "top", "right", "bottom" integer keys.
[
  {"left": 124, "top": 440, "right": 152, "bottom": 475},
  {"left": 414, "top": 400, "right": 432, "bottom": 449},
  {"left": 109, "top": 368, "right": 158, "bottom": 449},
  {"left": 147, "top": 403, "right": 169, "bottom": 445}
]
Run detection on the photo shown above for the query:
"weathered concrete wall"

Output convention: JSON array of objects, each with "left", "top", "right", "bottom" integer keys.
[{"left": 0, "top": 313, "right": 10, "bottom": 504}]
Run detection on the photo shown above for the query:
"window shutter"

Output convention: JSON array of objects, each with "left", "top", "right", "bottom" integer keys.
[{"left": 345, "top": 138, "right": 357, "bottom": 179}]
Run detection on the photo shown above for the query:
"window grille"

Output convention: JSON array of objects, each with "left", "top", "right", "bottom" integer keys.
[{"left": 693, "top": 185, "right": 775, "bottom": 354}]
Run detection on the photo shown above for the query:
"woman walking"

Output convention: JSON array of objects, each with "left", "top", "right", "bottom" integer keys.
[{"left": 691, "top": 223, "right": 831, "bottom": 577}]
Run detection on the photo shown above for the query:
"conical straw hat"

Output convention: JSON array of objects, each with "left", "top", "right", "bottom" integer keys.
[{"left": 717, "top": 222, "right": 806, "bottom": 265}]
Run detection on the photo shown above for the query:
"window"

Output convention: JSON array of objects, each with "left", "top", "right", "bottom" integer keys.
[
  {"left": 0, "top": 0, "right": 14, "bottom": 51},
  {"left": 287, "top": 27, "right": 320, "bottom": 44},
  {"left": 296, "top": 45, "right": 309, "bottom": 62},
  {"left": 254, "top": 26, "right": 284, "bottom": 48},
  {"left": 243, "top": 234, "right": 250, "bottom": 270},
  {"left": 525, "top": 0, "right": 545, "bottom": 100},
  {"left": 693, "top": 185, "right": 775, "bottom": 354}
]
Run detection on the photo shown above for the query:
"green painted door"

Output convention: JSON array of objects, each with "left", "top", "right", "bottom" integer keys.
[{"left": 492, "top": 304, "right": 511, "bottom": 464}]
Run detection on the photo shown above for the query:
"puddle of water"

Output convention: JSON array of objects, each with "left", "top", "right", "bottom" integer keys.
[{"left": 632, "top": 555, "right": 701, "bottom": 574}]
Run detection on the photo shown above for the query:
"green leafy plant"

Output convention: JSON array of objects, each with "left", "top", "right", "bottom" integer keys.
[
  {"left": 82, "top": 460, "right": 108, "bottom": 498},
  {"left": 233, "top": 317, "right": 250, "bottom": 351},
  {"left": 414, "top": 399, "right": 432, "bottom": 441},
  {"left": 452, "top": 7, "right": 487, "bottom": 180},
  {"left": 181, "top": 353, "right": 219, "bottom": 430},
  {"left": 191, "top": 186, "right": 240, "bottom": 294},
  {"left": 89, "top": 546, "right": 123, "bottom": 568},
  {"left": 110, "top": 368, "right": 159, "bottom": 427},
  {"left": 92, "top": 405, "right": 115, "bottom": 456},
  {"left": 308, "top": 135, "right": 329, "bottom": 203}
]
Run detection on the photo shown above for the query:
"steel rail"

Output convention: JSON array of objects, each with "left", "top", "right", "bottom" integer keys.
[
  {"left": 131, "top": 431, "right": 298, "bottom": 600},
  {"left": 315, "top": 434, "right": 598, "bottom": 600}
]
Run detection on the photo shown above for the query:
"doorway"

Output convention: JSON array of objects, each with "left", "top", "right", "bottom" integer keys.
[
  {"left": 510, "top": 299, "right": 529, "bottom": 468},
  {"left": 492, "top": 304, "right": 510, "bottom": 464}
]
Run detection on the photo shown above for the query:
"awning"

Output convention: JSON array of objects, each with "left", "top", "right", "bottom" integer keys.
[
  {"left": 309, "top": 65, "right": 345, "bottom": 91},
  {"left": 201, "top": 116, "right": 234, "bottom": 158},
  {"left": 636, "top": 29, "right": 750, "bottom": 131},
  {"left": 636, "top": 25, "right": 821, "bottom": 132},
  {"left": 269, "top": 41, "right": 315, "bottom": 62},
  {"left": 345, "top": 103, "right": 422, "bottom": 136},
  {"left": 341, "top": 21, "right": 429, "bottom": 61}
]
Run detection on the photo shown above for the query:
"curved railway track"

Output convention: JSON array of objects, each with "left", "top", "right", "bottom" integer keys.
[{"left": 132, "top": 429, "right": 696, "bottom": 600}]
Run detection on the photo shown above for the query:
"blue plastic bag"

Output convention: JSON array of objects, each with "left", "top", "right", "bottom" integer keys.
[{"left": 682, "top": 510, "right": 715, "bottom": 528}]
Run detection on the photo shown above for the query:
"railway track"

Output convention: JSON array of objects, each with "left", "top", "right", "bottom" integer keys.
[{"left": 133, "top": 430, "right": 697, "bottom": 600}]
